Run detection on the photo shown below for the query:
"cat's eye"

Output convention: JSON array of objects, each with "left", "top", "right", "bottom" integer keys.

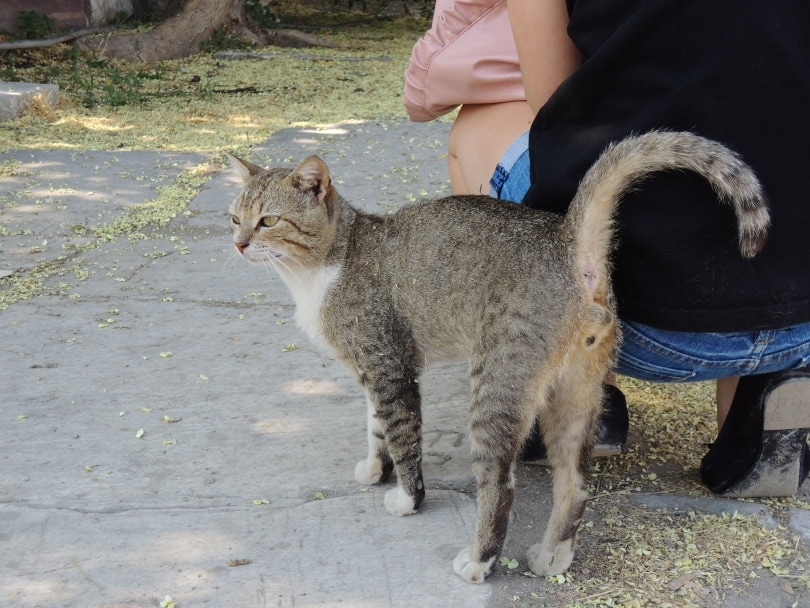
[
  {"left": 261, "top": 216, "right": 279, "bottom": 228},
  {"left": 230, "top": 215, "right": 241, "bottom": 225}
]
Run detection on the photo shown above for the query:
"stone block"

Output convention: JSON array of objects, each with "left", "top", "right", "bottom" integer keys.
[{"left": 0, "top": 82, "right": 59, "bottom": 122}]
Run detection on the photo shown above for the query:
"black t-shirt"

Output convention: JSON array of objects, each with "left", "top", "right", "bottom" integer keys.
[{"left": 522, "top": 0, "right": 810, "bottom": 332}]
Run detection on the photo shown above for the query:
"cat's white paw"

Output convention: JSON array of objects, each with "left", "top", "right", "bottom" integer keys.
[
  {"left": 384, "top": 486, "right": 418, "bottom": 516},
  {"left": 354, "top": 458, "right": 384, "bottom": 485},
  {"left": 526, "top": 539, "right": 575, "bottom": 576},
  {"left": 452, "top": 547, "right": 495, "bottom": 584}
]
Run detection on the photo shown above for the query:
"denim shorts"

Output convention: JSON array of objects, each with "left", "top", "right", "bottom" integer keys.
[
  {"left": 489, "top": 131, "right": 531, "bottom": 203},
  {"left": 616, "top": 319, "right": 810, "bottom": 382}
]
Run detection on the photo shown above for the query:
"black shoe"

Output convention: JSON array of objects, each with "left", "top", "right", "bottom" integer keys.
[
  {"left": 520, "top": 384, "right": 630, "bottom": 464},
  {"left": 594, "top": 385, "right": 630, "bottom": 457},
  {"left": 700, "top": 366, "right": 810, "bottom": 497}
]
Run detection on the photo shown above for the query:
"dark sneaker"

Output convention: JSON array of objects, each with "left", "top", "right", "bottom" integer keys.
[
  {"left": 520, "top": 384, "right": 630, "bottom": 464},
  {"left": 700, "top": 366, "right": 810, "bottom": 497}
]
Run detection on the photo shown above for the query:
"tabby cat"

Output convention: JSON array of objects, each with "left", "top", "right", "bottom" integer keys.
[{"left": 228, "top": 131, "right": 769, "bottom": 583}]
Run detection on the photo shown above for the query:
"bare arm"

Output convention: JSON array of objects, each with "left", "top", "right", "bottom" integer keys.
[{"left": 507, "top": 0, "right": 582, "bottom": 114}]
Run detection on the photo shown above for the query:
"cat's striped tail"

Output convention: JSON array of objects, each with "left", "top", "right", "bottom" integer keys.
[{"left": 562, "top": 130, "right": 770, "bottom": 297}]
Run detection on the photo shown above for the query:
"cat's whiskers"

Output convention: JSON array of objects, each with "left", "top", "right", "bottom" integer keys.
[
  {"left": 256, "top": 248, "right": 307, "bottom": 289},
  {"left": 223, "top": 249, "right": 243, "bottom": 270}
]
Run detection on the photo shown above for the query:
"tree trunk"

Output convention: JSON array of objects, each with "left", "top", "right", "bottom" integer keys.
[{"left": 80, "top": 0, "right": 246, "bottom": 61}]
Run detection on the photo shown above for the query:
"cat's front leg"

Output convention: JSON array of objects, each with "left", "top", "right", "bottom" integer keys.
[
  {"left": 365, "top": 379, "right": 425, "bottom": 517},
  {"left": 354, "top": 395, "right": 394, "bottom": 485}
]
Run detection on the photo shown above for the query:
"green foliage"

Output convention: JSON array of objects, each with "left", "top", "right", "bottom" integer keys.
[
  {"left": 244, "top": 0, "right": 279, "bottom": 29},
  {"left": 200, "top": 27, "right": 256, "bottom": 53},
  {"left": 109, "top": 11, "right": 134, "bottom": 26},
  {"left": 65, "top": 56, "right": 150, "bottom": 108},
  {"left": 16, "top": 11, "right": 53, "bottom": 40}
]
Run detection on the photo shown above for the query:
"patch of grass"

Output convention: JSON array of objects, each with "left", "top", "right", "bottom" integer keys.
[
  {"left": 16, "top": 11, "right": 54, "bottom": 40},
  {"left": 0, "top": 18, "right": 430, "bottom": 153},
  {"left": 69, "top": 58, "right": 150, "bottom": 108},
  {"left": 200, "top": 27, "right": 257, "bottom": 53}
]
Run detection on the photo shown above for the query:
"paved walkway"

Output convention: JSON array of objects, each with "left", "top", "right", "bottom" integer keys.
[{"left": 1, "top": 121, "right": 808, "bottom": 607}]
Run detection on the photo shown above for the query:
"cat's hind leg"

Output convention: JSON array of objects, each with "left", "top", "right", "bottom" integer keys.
[
  {"left": 526, "top": 359, "right": 604, "bottom": 576},
  {"left": 354, "top": 394, "right": 394, "bottom": 485}
]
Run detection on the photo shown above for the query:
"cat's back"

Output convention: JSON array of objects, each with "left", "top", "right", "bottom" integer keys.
[
  {"left": 332, "top": 195, "right": 577, "bottom": 356},
  {"left": 394, "top": 195, "right": 558, "bottom": 231},
  {"left": 381, "top": 195, "right": 570, "bottom": 274}
]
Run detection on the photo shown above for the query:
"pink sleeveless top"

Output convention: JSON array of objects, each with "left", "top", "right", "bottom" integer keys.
[{"left": 403, "top": 0, "right": 526, "bottom": 121}]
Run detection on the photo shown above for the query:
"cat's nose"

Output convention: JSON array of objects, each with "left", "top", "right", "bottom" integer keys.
[{"left": 235, "top": 241, "right": 249, "bottom": 253}]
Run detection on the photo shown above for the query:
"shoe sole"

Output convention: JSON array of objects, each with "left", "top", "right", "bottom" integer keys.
[
  {"left": 723, "top": 377, "right": 810, "bottom": 498},
  {"left": 521, "top": 442, "right": 623, "bottom": 466}
]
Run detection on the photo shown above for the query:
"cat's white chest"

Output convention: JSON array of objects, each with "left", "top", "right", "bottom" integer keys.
[{"left": 283, "top": 264, "right": 341, "bottom": 347}]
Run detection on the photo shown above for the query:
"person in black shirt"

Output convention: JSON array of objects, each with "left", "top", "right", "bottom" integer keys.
[{"left": 506, "top": 0, "right": 810, "bottom": 496}]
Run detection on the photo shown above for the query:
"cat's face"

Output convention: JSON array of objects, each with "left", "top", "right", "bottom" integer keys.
[{"left": 228, "top": 155, "right": 339, "bottom": 272}]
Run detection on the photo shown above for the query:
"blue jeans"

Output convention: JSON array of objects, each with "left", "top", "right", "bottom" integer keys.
[
  {"left": 616, "top": 319, "right": 810, "bottom": 382},
  {"left": 489, "top": 131, "right": 531, "bottom": 203}
]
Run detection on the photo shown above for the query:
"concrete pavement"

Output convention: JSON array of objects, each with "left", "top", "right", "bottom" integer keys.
[{"left": 1, "top": 120, "right": 809, "bottom": 608}]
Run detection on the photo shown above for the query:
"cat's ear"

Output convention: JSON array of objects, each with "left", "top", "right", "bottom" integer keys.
[
  {"left": 225, "top": 152, "right": 264, "bottom": 180},
  {"left": 292, "top": 156, "right": 332, "bottom": 201},
  {"left": 293, "top": 156, "right": 336, "bottom": 220}
]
